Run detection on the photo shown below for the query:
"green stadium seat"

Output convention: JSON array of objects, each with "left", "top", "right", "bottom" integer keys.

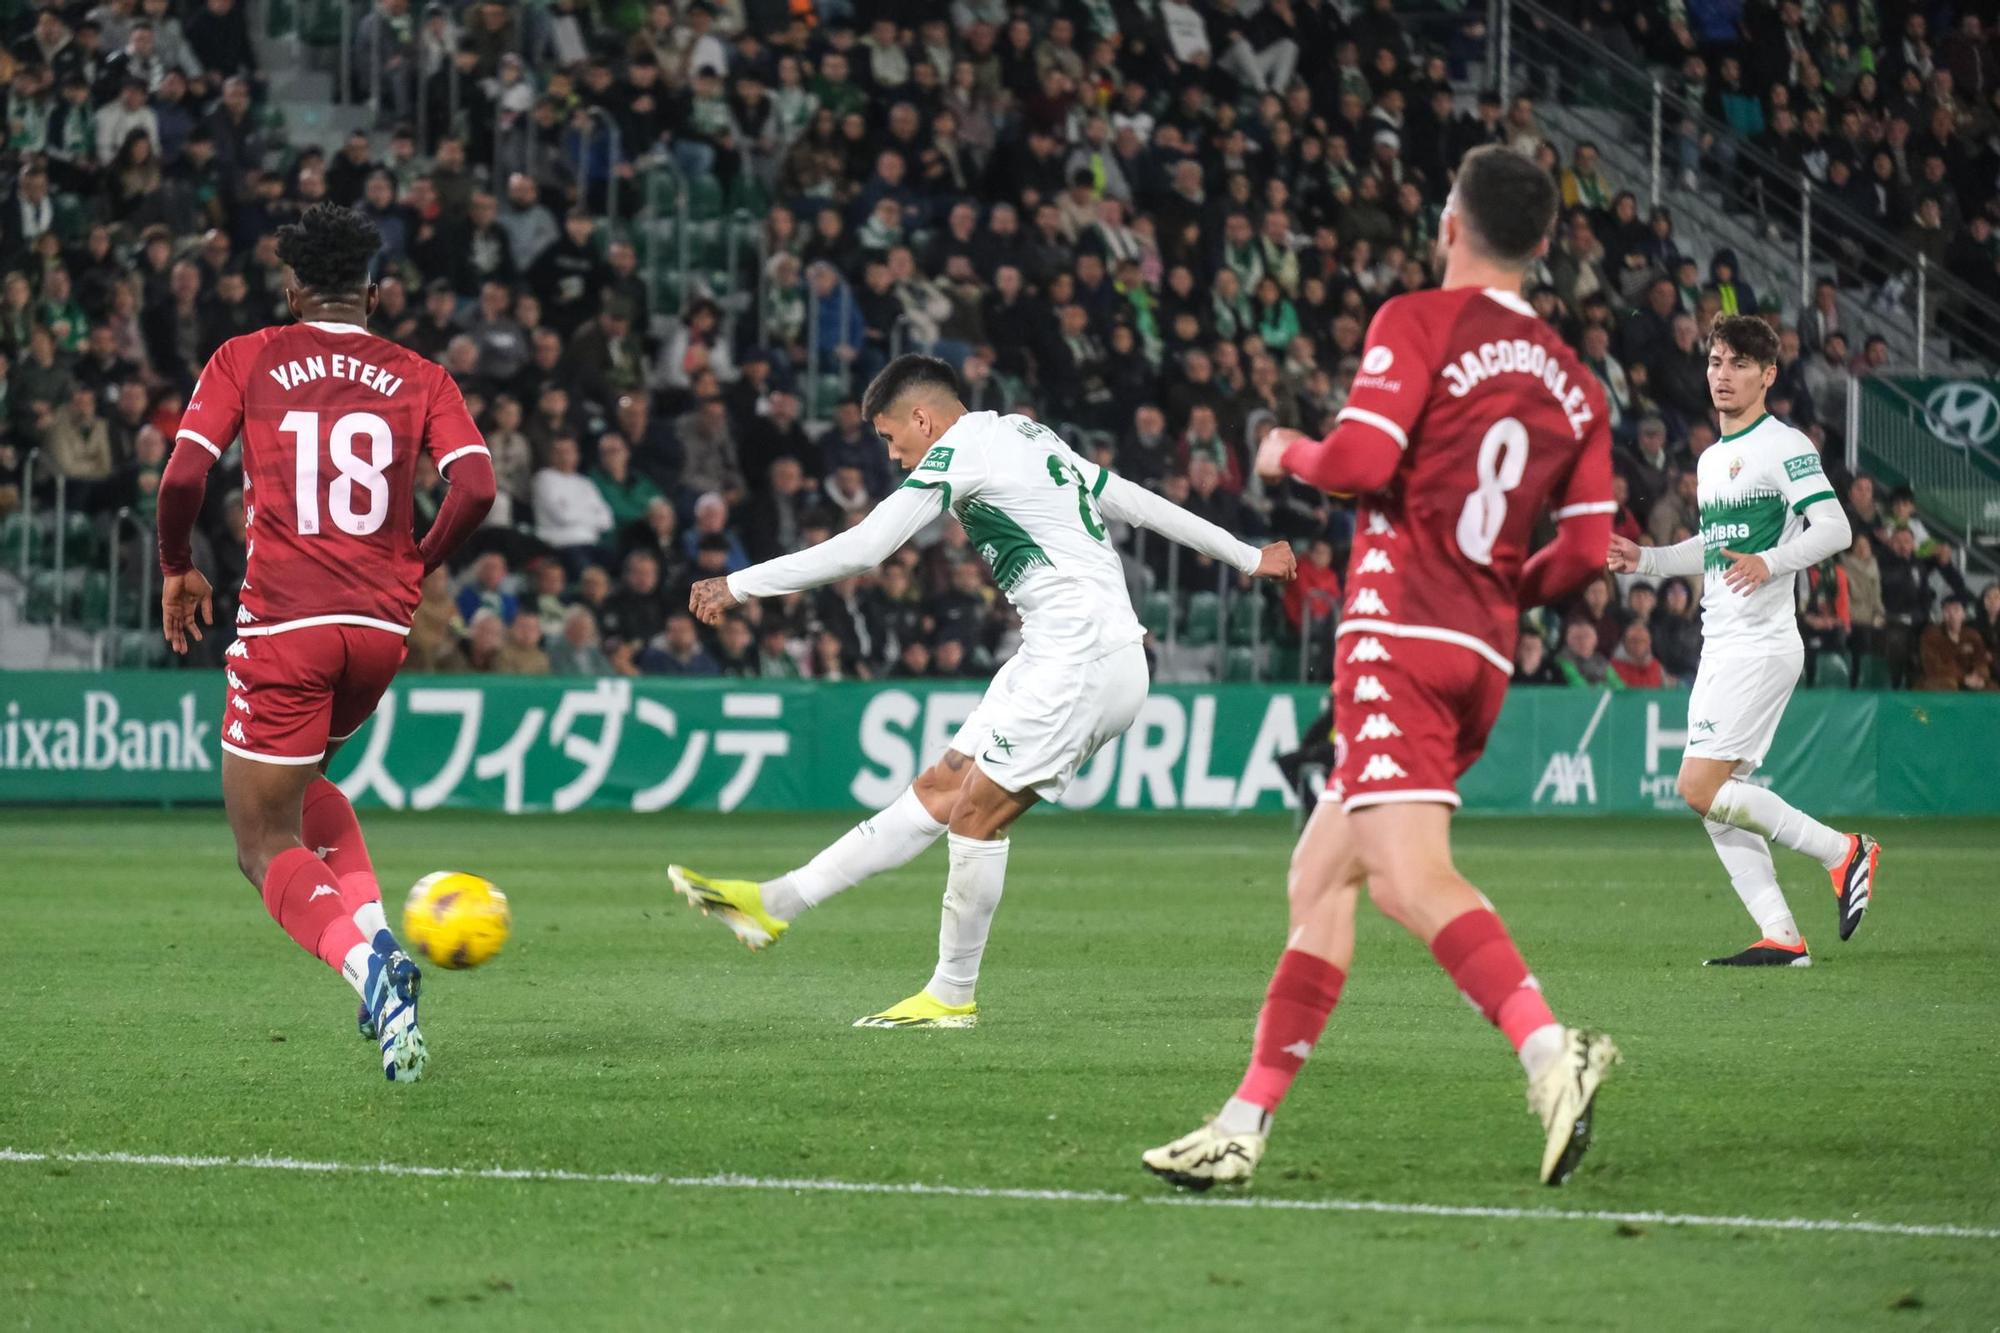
[
  {"left": 1222, "top": 646, "right": 1258, "bottom": 681},
  {"left": 1182, "top": 591, "right": 1221, "bottom": 646},
  {"left": 76, "top": 570, "right": 111, "bottom": 629},
  {"left": 727, "top": 176, "right": 770, "bottom": 214},
  {"left": 1138, "top": 590, "right": 1172, "bottom": 639},
  {"left": 1811, "top": 654, "right": 1852, "bottom": 689},
  {"left": 1856, "top": 655, "right": 1893, "bottom": 690},
  {"left": 685, "top": 176, "right": 725, "bottom": 220},
  {"left": 0, "top": 511, "right": 36, "bottom": 566},
  {"left": 1226, "top": 594, "right": 1263, "bottom": 646}
]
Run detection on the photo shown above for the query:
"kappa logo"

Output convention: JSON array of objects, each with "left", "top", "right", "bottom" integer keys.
[
  {"left": 1365, "top": 511, "right": 1397, "bottom": 537},
  {"left": 225, "top": 640, "right": 250, "bottom": 659},
  {"left": 1281, "top": 1039, "right": 1315, "bottom": 1060},
  {"left": 1349, "top": 588, "right": 1390, "bottom": 616},
  {"left": 230, "top": 695, "right": 252, "bottom": 716},
  {"left": 226, "top": 720, "right": 247, "bottom": 744},
  {"left": 1345, "top": 636, "right": 1391, "bottom": 664},
  {"left": 1352, "top": 675, "right": 1393, "bottom": 703},
  {"left": 1357, "top": 754, "right": 1409, "bottom": 782},
  {"left": 1357, "top": 548, "right": 1396, "bottom": 575},
  {"left": 236, "top": 605, "right": 253, "bottom": 624},
  {"left": 226, "top": 669, "right": 246, "bottom": 690},
  {"left": 309, "top": 884, "right": 339, "bottom": 903},
  {"left": 1354, "top": 712, "right": 1403, "bottom": 741}
]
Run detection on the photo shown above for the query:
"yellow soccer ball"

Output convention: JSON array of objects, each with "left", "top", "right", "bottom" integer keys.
[{"left": 403, "top": 872, "right": 512, "bottom": 970}]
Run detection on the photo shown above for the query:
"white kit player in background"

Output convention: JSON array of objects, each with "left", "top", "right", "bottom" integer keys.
[
  {"left": 1609, "top": 315, "right": 1880, "bottom": 967},
  {"left": 674, "top": 355, "right": 1296, "bottom": 1027}
]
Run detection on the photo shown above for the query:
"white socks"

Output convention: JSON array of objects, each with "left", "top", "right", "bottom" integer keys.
[
  {"left": 1709, "top": 780, "right": 1848, "bottom": 869},
  {"left": 1518, "top": 1024, "right": 1568, "bottom": 1081},
  {"left": 760, "top": 788, "right": 948, "bottom": 922},
  {"left": 1704, "top": 817, "right": 1800, "bottom": 945},
  {"left": 926, "top": 833, "right": 1010, "bottom": 1006},
  {"left": 340, "top": 941, "right": 375, "bottom": 1001},
  {"left": 354, "top": 900, "right": 389, "bottom": 943},
  {"left": 1216, "top": 1097, "right": 1272, "bottom": 1136}
]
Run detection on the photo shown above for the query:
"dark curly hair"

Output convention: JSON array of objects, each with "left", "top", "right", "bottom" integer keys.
[{"left": 274, "top": 203, "right": 381, "bottom": 296}]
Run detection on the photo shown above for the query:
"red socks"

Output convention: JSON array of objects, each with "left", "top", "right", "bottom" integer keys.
[
  {"left": 1429, "top": 909, "right": 1558, "bottom": 1053},
  {"left": 261, "top": 846, "right": 366, "bottom": 971},
  {"left": 302, "top": 777, "right": 380, "bottom": 910},
  {"left": 1232, "top": 949, "right": 1347, "bottom": 1112}
]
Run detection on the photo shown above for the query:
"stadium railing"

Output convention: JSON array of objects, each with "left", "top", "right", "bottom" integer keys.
[
  {"left": 1498, "top": 0, "right": 2000, "bottom": 379},
  {"left": 1849, "top": 375, "right": 2000, "bottom": 569}
]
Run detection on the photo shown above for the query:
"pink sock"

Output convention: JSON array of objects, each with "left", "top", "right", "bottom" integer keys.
[
  {"left": 1232, "top": 950, "right": 1347, "bottom": 1112},
  {"left": 1429, "top": 909, "right": 1558, "bottom": 1052},
  {"left": 302, "top": 777, "right": 381, "bottom": 910},
  {"left": 261, "top": 846, "right": 367, "bottom": 972}
]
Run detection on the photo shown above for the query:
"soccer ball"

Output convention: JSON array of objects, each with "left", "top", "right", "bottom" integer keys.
[{"left": 403, "top": 872, "right": 511, "bottom": 970}]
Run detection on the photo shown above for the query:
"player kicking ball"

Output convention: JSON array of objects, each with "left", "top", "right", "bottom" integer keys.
[
  {"left": 157, "top": 205, "right": 496, "bottom": 1081},
  {"left": 673, "top": 354, "right": 1294, "bottom": 1028},
  {"left": 1608, "top": 315, "right": 1878, "bottom": 967},
  {"left": 1144, "top": 146, "right": 1621, "bottom": 1190}
]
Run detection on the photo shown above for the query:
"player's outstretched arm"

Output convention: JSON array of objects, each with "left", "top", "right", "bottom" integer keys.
[
  {"left": 693, "top": 484, "right": 944, "bottom": 625},
  {"left": 1256, "top": 425, "right": 1402, "bottom": 496},
  {"left": 1631, "top": 535, "right": 1703, "bottom": 578},
  {"left": 1093, "top": 469, "right": 1284, "bottom": 578}
]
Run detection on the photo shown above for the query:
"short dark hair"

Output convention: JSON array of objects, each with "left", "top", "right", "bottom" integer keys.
[
  {"left": 1710, "top": 313, "right": 1779, "bottom": 366},
  {"left": 1452, "top": 144, "right": 1558, "bottom": 266},
  {"left": 275, "top": 203, "right": 381, "bottom": 296},
  {"left": 861, "top": 353, "right": 961, "bottom": 420}
]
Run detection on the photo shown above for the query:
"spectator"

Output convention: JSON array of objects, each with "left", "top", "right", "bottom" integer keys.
[
  {"left": 1841, "top": 533, "right": 1887, "bottom": 673},
  {"left": 1648, "top": 469, "right": 1701, "bottom": 547},
  {"left": 1877, "top": 527, "right": 1930, "bottom": 686},
  {"left": 1919, "top": 598, "right": 1996, "bottom": 691},
  {"left": 463, "top": 608, "right": 507, "bottom": 671},
  {"left": 1556, "top": 618, "right": 1618, "bottom": 688},
  {"left": 601, "top": 549, "right": 666, "bottom": 651},
  {"left": 640, "top": 612, "right": 719, "bottom": 675},
  {"left": 547, "top": 605, "right": 614, "bottom": 676},
  {"left": 495, "top": 609, "right": 552, "bottom": 675},
  {"left": 1802, "top": 551, "right": 1852, "bottom": 686},
  {"left": 46, "top": 384, "right": 114, "bottom": 510},
  {"left": 674, "top": 394, "right": 747, "bottom": 505},
  {"left": 589, "top": 432, "right": 664, "bottom": 534},
  {"left": 455, "top": 551, "right": 518, "bottom": 624},
  {"left": 533, "top": 436, "right": 615, "bottom": 575},
  {"left": 1651, "top": 578, "right": 1703, "bottom": 682},
  {"left": 1610, "top": 622, "right": 1669, "bottom": 688},
  {"left": 1282, "top": 538, "right": 1341, "bottom": 632},
  {"left": 681, "top": 494, "right": 749, "bottom": 573},
  {"left": 713, "top": 615, "right": 758, "bottom": 676},
  {"left": 1512, "top": 632, "right": 1563, "bottom": 685}
]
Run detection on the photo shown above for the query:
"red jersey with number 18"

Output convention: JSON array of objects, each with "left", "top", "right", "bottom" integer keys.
[
  {"left": 174, "top": 321, "right": 487, "bottom": 637},
  {"left": 1332, "top": 286, "right": 1615, "bottom": 674}
]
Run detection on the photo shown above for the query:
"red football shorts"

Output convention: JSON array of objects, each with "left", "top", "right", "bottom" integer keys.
[
  {"left": 1326, "top": 634, "right": 1509, "bottom": 811},
  {"left": 218, "top": 624, "right": 407, "bottom": 765}
]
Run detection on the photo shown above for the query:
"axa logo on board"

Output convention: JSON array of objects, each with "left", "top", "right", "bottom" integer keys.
[{"left": 0, "top": 692, "right": 213, "bottom": 772}]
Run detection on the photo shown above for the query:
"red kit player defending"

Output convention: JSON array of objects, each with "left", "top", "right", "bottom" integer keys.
[
  {"left": 1144, "top": 147, "right": 1620, "bottom": 1188},
  {"left": 156, "top": 205, "right": 496, "bottom": 1082}
]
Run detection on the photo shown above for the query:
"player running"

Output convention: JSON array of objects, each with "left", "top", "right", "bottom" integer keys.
[
  {"left": 1608, "top": 315, "right": 1876, "bottom": 967},
  {"left": 156, "top": 204, "right": 496, "bottom": 1082},
  {"left": 673, "top": 354, "right": 1295, "bottom": 1028},
  {"left": 1143, "top": 146, "right": 1620, "bottom": 1190}
]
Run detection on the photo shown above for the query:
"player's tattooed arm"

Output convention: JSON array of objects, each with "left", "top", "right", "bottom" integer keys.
[
  {"left": 941, "top": 749, "right": 970, "bottom": 771},
  {"left": 689, "top": 576, "right": 742, "bottom": 626}
]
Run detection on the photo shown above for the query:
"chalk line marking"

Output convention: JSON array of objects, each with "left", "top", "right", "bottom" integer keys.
[{"left": 4, "top": 1148, "right": 1995, "bottom": 1242}]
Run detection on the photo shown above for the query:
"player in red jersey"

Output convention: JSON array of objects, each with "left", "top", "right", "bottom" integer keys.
[
  {"left": 155, "top": 205, "right": 496, "bottom": 1083},
  {"left": 1144, "top": 147, "right": 1620, "bottom": 1189}
]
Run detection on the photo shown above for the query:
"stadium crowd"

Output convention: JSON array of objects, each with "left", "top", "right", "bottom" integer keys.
[{"left": 0, "top": 0, "right": 1993, "bottom": 691}]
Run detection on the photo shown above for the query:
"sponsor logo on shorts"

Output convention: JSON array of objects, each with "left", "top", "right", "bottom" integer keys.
[
  {"left": 981, "top": 733, "right": 1014, "bottom": 765},
  {"left": 1694, "top": 718, "right": 1718, "bottom": 735}
]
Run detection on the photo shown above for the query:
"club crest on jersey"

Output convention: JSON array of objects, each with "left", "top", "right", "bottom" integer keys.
[
  {"left": 1361, "top": 345, "right": 1395, "bottom": 375},
  {"left": 1728, "top": 456, "right": 1743, "bottom": 480}
]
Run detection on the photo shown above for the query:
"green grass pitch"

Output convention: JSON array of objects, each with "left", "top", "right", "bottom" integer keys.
[{"left": 4, "top": 808, "right": 1996, "bottom": 1330}]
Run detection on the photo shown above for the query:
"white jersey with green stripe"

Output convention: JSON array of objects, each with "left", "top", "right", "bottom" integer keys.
[
  {"left": 1695, "top": 412, "right": 1838, "bottom": 654},
  {"left": 902, "top": 411, "right": 1145, "bottom": 662}
]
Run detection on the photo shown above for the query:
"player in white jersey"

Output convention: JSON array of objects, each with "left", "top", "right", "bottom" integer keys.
[
  {"left": 674, "top": 355, "right": 1295, "bottom": 1025},
  {"left": 1609, "top": 315, "right": 1879, "bottom": 966}
]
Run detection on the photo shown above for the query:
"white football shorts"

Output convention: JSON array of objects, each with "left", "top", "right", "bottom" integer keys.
[
  {"left": 1683, "top": 648, "right": 1804, "bottom": 774},
  {"left": 951, "top": 640, "right": 1149, "bottom": 798}
]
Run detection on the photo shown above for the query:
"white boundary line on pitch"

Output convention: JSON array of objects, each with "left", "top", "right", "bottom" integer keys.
[{"left": 4, "top": 1148, "right": 1996, "bottom": 1242}]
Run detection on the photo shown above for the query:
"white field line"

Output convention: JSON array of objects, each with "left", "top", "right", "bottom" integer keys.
[{"left": 4, "top": 1147, "right": 1997, "bottom": 1242}]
